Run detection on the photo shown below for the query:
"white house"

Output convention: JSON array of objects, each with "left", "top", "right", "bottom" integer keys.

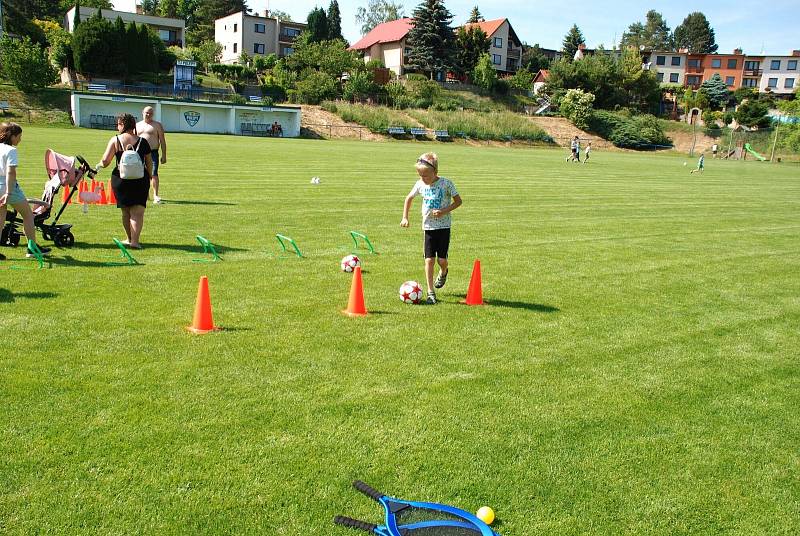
[
  {"left": 759, "top": 53, "right": 800, "bottom": 95},
  {"left": 647, "top": 51, "right": 688, "bottom": 86},
  {"left": 215, "top": 11, "right": 307, "bottom": 64}
]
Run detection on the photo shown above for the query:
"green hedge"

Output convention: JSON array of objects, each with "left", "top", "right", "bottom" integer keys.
[
  {"left": 408, "top": 109, "right": 553, "bottom": 142},
  {"left": 321, "top": 102, "right": 416, "bottom": 132},
  {"left": 588, "top": 111, "right": 671, "bottom": 149}
]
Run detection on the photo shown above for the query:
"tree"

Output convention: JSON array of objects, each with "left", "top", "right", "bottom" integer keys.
[
  {"left": 355, "top": 0, "right": 404, "bottom": 35},
  {"left": 73, "top": 1, "right": 82, "bottom": 29},
  {"left": 522, "top": 43, "right": 551, "bottom": 72},
  {"left": 561, "top": 24, "right": 585, "bottom": 61},
  {"left": 471, "top": 53, "right": 496, "bottom": 91},
  {"left": 140, "top": 0, "right": 160, "bottom": 15},
  {"left": 190, "top": 40, "right": 223, "bottom": 72},
  {"left": 507, "top": 67, "right": 534, "bottom": 91},
  {"left": 454, "top": 25, "right": 489, "bottom": 79},
  {"left": 699, "top": 73, "right": 730, "bottom": 110},
  {"left": 406, "top": 0, "right": 457, "bottom": 79},
  {"left": 468, "top": 6, "right": 483, "bottom": 23},
  {"left": 327, "top": 1, "right": 342, "bottom": 41},
  {"left": 621, "top": 10, "right": 673, "bottom": 50},
  {"left": 0, "top": 36, "right": 58, "bottom": 91},
  {"left": 560, "top": 88, "right": 595, "bottom": 129},
  {"left": 188, "top": 0, "right": 248, "bottom": 46},
  {"left": 306, "top": 7, "right": 329, "bottom": 43},
  {"left": 734, "top": 99, "right": 770, "bottom": 128},
  {"left": 269, "top": 10, "right": 292, "bottom": 21},
  {"left": 674, "top": 12, "right": 717, "bottom": 53}
]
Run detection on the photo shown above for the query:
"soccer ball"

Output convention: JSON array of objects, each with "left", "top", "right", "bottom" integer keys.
[
  {"left": 399, "top": 280, "right": 423, "bottom": 304},
  {"left": 683, "top": 162, "right": 687, "bottom": 166},
  {"left": 340, "top": 254, "right": 360, "bottom": 272},
  {"left": 310, "top": 176, "right": 321, "bottom": 184}
]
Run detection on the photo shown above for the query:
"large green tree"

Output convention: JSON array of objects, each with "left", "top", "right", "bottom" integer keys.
[
  {"left": 561, "top": 24, "right": 585, "bottom": 61},
  {"left": 327, "top": 0, "right": 342, "bottom": 41},
  {"left": 673, "top": 12, "right": 718, "bottom": 53},
  {"left": 454, "top": 25, "right": 489, "bottom": 79},
  {"left": 354, "top": 0, "right": 404, "bottom": 35},
  {"left": 306, "top": 7, "right": 329, "bottom": 43},
  {"left": 406, "top": 0, "right": 457, "bottom": 79},
  {"left": 467, "top": 5, "right": 483, "bottom": 23},
  {"left": 621, "top": 10, "right": 673, "bottom": 50},
  {"left": 0, "top": 35, "right": 58, "bottom": 91},
  {"left": 699, "top": 73, "right": 730, "bottom": 109},
  {"left": 522, "top": 43, "right": 551, "bottom": 72},
  {"left": 188, "top": 0, "right": 247, "bottom": 46}
]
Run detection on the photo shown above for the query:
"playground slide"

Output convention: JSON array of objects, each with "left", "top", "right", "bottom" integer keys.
[{"left": 743, "top": 143, "right": 767, "bottom": 161}]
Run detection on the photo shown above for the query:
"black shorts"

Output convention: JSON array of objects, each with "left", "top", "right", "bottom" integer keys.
[{"left": 423, "top": 228, "right": 451, "bottom": 259}]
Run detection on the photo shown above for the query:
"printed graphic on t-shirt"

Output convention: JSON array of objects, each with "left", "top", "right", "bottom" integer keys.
[{"left": 409, "top": 177, "right": 459, "bottom": 230}]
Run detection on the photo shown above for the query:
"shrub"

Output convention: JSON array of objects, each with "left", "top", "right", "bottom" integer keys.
[
  {"left": 560, "top": 88, "right": 595, "bottom": 129},
  {"left": 408, "top": 109, "right": 553, "bottom": 142},
  {"left": 292, "top": 71, "right": 338, "bottom": 104},
  {"left": 0, "top": 36, "right": 58, "bottom": 92},
  {"left": 588, "top": 110, "right": 670, "bottom": 149}
]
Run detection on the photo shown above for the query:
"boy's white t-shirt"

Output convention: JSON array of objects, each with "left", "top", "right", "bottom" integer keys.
[{"left": 408, "top": 176, "right": 459, "bottom": 230}]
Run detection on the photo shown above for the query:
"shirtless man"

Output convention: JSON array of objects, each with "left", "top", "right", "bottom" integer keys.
[{"left": 136, "top": 106, "right": 167, "bottom": 204}]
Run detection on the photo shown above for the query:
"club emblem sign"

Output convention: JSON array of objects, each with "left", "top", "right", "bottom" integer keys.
[{"left": 184, "top": 111, "right": 201, "bottom": 127}]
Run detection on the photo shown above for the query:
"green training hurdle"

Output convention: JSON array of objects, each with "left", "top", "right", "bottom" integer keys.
[
  {"left": 10, "top": 242, "right": 47, "bottom": 270},
  {"left": 195, "top": 235, "right": 222, "bottom": 261},
  {"left": 110, "top": 238, "right": 139, "bottom": 265},
  {"left": 275, "top": 234, "right": 303, "bottom": 258},
  {"left": 349, "top": 230, "right": 376, "bottom": 254}
]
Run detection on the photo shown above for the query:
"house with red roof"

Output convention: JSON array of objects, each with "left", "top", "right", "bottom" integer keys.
[{"left": 349, "top": 17, "right": 524, "bottom": 77}]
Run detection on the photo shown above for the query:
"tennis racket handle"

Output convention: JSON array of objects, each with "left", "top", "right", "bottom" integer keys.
[
  {"left": 334, "top": 515, "right": 378, "bottom": 532},
  {"left": 353, "top": 480, "right": 383, "bottom": 501}
]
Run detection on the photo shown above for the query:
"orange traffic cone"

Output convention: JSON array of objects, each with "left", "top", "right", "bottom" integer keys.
[
  {"left": 90, "top": 179, "right": 98, "bottom": 202},
  {"left": 462, "top": 259, "right": 485, "bottom": 306},
  {"left": 342, "top": 266, "right": 368, "bottom": 316},
  {"left": 62, "top": 185, "right": 71, "bottom": 204},
  {"left": 98, "top": 182, "right": 108, "bottom": 205},
  {"left": 186, "top": 276, "right": 220, "bottom": 333},
  {"left": 107, "top": 181, "right": 117, "bottom": 204}
]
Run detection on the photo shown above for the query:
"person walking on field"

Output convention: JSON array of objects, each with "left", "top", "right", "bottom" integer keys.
[
  {"left": 136, "top": 106, "right": 167, "bottom": 204},
  {"left": 584, "top": 141, "right": 591, "bottom": 163}
]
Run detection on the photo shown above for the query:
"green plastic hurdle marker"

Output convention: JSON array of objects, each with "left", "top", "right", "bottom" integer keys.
[
  {"left": 10, "top": 242, "right": 46, "bottom": 270},
  {"left": 111, "top": 238, "right": 139, "bottom": 265},
  {"left": 195, "top": 235, "right": 222, "bottom": 261},
  {"left": 349, "top": 231, "right": 376, "bottom": 254},
  {"left": 275, "top": 234, "right": 303, "bottom": 258}
]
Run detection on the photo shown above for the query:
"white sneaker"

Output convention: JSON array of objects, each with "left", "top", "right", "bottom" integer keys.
[{"left": 153, "top": 195, "right": 162, "bottom": 204}]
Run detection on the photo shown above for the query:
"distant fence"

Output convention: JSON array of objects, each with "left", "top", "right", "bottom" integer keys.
[{"left": 71, "top": 80, "right": 235, "bottom": 103}]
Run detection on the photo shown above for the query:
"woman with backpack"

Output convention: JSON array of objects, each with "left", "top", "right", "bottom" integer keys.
[{"left": 96, "top": 113, "right": 152, "bottom": 249}]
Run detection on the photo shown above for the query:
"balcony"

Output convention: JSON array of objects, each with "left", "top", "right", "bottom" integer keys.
[
  {"left": 279, "top": 31, "right": 302, "bottom": 43},
  {"left": 506, "top": 48, "right": 521, "bottom": 59},
  {"left": 687, "top": 66, "right": 703, "bottom": 74},
  {"left": 505, "top": 60, "right": 518, "bottom": 72},
  {"left": 743, "top": 69, "right": 762, "bottom": 77}
]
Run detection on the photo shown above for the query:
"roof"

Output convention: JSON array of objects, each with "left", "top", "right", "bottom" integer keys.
[
  {"left": 462, "top": 18, "right": 506, "bottom": 38},
  {"left": 349, "top": 18, "right": 414, "bottom": 51},
  {"left": 533, "top": 70, "right": 550, "bottom": 83}
]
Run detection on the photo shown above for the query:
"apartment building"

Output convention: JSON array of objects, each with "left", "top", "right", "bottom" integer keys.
[
  {"left": 215, "top": 11, "right": 307, "bottom": 64},
  {"left": 759, "top": 53, "right": 800, "bottom": 94},
  {"left": 64, "top": 6, "right": 185, "bottom": 47},
  {"left": 462, "top": 19, "right": 524, "bottom": 75},
  {"left": 647, "top": 51, "right": 687, "bottom": 85}
]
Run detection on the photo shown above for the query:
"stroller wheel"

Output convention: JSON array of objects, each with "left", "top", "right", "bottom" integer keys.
[
  {"left": 10, "top": 233, "right": 20, "bottom": 247},
  {"left": 54, "top": 231, "right": 75, "bottom": 248},
  {"left": 42, "top": 229, "right": 53, "bottom": 241}
]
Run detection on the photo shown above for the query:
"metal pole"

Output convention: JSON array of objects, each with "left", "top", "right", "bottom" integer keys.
[
  {"left": 769, "top": 116, "right": 780, "bottom": 162},
  {"left": 689, "top": 119, "right": 697, "bottom": 157}
]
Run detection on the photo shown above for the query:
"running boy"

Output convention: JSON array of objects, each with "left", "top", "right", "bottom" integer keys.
[
  {"left": 690, "top": 153, "right": 705, "bottom": 174},
  {"left": 584, "top": 141, "right": 592, "bottom": 163},
  {"left": 400, "top": 152, "right": 462, "bottom": 304}
]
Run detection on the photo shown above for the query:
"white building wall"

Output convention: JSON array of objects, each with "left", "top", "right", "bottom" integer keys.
[
  {"left": 216, "top": 12, "right": 246, "bottom": 64},
  {"left": 759, "top": 56, "right": 799, "bottom": 94},
  {"left": 488, "top": 23, "right": 510, "bottom": 72},
  {"left": 651, "top": 53, "right": 687, "bottom": 85}
]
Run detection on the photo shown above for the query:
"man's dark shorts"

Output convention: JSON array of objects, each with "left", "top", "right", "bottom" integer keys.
[
  {"left": 151, "top": 149, "right": 159, "bottom": 176},
  {"left": 424, "top": 228, "right": 451, "bottom": 259}
]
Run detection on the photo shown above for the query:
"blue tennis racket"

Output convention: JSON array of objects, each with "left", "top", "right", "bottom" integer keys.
[{"left": 333, "top": 480, "right": 499, "bottom": 536}]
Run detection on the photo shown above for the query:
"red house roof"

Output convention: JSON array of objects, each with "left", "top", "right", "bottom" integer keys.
[
  {"left": 533, "top": 70, "right": 550, "bottom": 83},
  {"left": 349, "top": 18, "right": 414, "bottom": 51},
  {"left": 462, "top": 18, "right": 506, "bottom": 38}
]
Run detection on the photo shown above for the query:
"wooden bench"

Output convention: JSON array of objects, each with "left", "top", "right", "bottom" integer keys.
[
  {"left": 89, "top": 114, "right": 117, "bottom": 129},
  {"left": 434, "top": 130, "right": 450, "bottom": 141},
  {"left": 241, "top": 122, "right": 253, "bottom": 135},
  {"left": 87, "top": 84, "right": 108, "bottom": 92},
  {"left": 410, "top": 127, "right": 428, "bottom": 139},
  {"left": 387, "top": 126, "right": 406, "bottom": 136},
  {"left": 0, "top": 101, "right": 9, "bottom": 115}
]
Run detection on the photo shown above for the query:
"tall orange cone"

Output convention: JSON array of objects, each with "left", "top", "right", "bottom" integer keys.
[
  {"left": 462, "top": 259, "right": 485, "bottom": 306},
  {"left": 107, "top": 180, "right": 117, "bottom": 205},
  {"left": 186, "top": 276, "right": 220, "bottom": 333},
  {"left": 98, "top": 182, "right": 108, "bottom": 205},
  {"left": 62, "top": 185, "right": 71, "bottom": 204},
  {"left": 342, "top": 265, "right": 368, "bottom": 316}
]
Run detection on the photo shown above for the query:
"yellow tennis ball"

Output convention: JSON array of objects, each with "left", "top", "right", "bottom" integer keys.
[{"left": 476, "top": 506, "right": 495, "bottom": 525}]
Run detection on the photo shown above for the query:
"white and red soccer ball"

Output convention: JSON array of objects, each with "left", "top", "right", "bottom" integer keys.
[
  {"left": 340, "top": 254, "right": 361, "bottom": 272},
  {"left": 399, "top": 280, "right": 423, "bottom": 304}
]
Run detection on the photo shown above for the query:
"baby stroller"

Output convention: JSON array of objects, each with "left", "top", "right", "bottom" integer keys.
[{"left": 1, "top": 149, "right": 96, "bottom": 248}]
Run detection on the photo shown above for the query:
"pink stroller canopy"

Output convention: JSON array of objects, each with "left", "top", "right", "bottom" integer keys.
[{"left": 45, "top": 149, "right": 80, "bottom": 187}]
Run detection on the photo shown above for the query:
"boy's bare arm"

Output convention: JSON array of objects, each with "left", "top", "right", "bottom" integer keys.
[
  {"left": 400, "top": 195, "right": 414, "bottom": 227},
  {"left": 432, "top": 194, "right": 462, "bottom": 217}
]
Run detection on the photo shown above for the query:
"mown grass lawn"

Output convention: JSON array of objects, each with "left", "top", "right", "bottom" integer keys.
[{"left": 1, "top": 126, "right": 798, "bottom": 535}]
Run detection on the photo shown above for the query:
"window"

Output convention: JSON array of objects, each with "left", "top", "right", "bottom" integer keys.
[
  {"left": 282, "top": 46, "right": 295, "bottom": 56},
  {"left": 727, "top": 59, "right": 737, "bottom": 69},
  {"left": 494, "top": 37, "right": 502, "bottom": 48},
  {"left": 255, "top": 23, "right": 265, "bottom": 33},
  {"left": 656, "top": 55, "right": 666, "bottom": 65},
  {"left": 282, "top": 28, "right": 301, "bottom": 38},
  {"left": 670, "top": 73, "right": 679, "bottom": 83},
  {"left": 789, "top": 60, "right": 798, "bottom": 70},
  {"left": 768, "top": 77, "right": 778, "bottom": 87},
  {"left": 711, "top": 58, "right": 721, "bottom": 68},
  {"left": 745, "top": 60, "right": 759, "bottom": 70},
  {"left": 686, "top": 75, "right": 701, "bottom": 85},
  {"left": 158, "top": 29, "right": 176, "bottom": 42},
  {"left": 671, "top": 56, "right": 681, "bottom": 66},
  {"left": 233, "top": 43, "right": 238, "bottom": 53},
  {"left": 254, "top": 43, "right": 265, "bottom": 54},
  {"left": 656, "top": 72, "right": 664, "bottom": 82},
  {"left": 233, "top": 23, "right": 237, "bottom": 32},
  {"left": 785, "top": 78, "right": 795, "bottom": 89},
  {"left": 742, "top": 78, "right": 757, "bottom": 87},
  {"left": 492, "top": 54, "right": 501, "bottom": 65},
  {"left": 725, "top": 76, "right": 735, "bottom": 86},
  {"left": 771, "top": 60, "right": 781, "bottom": 70},
  {"left": 688, "top": 59, "right": 700, "bottom": 68}
]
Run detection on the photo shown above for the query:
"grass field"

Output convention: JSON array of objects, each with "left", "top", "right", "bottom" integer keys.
[{"left": 2, "top": 127, "right": 799, "bottom": 535}]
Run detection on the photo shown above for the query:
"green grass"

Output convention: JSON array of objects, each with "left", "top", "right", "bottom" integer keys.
[
  {"left": 2, "top": 127, "right": 799, "bottom": 535},
  {"left": 407, "top": 109, "right": 552, "bottom": 142},
  {"left": 0, "top": 83, "right": 73, "bottom": 126}
]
